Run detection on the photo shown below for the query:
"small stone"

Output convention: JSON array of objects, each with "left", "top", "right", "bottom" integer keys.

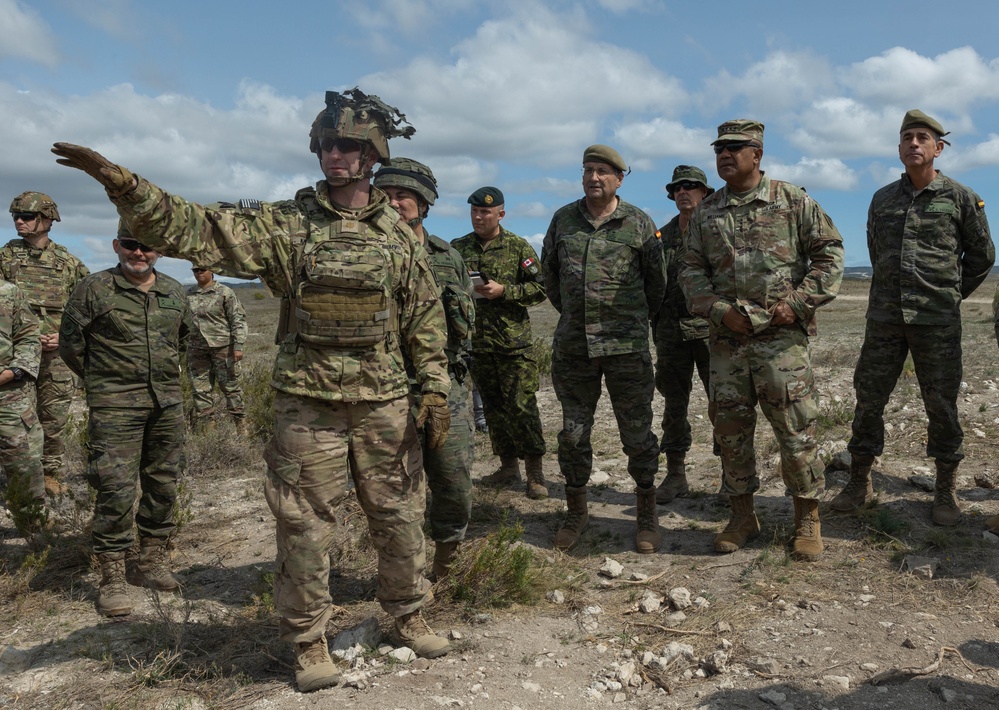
[
  {"left": 714, "top": 621, "right": 732, "bottom": 633},
  {"left": 693, "top": 596, "right": 710, "bottom": 608},
  {"left": 902, "top": 638, "right": 918, "bottom": 649},
  {"left": 668, "top": 587, "right": 692, "bottom": 610},
  {"left": 640, "top": 651, "right": 655, "bottom": 666},
  {"left": 939, "top": 687, "right": 958, "bottom": 703},
  {"left": 616, "top": 661, "right": 636, "bottom": 683},
  {"left": 720, "top": 639, "right": 733, "bottom": 650},
  {"left": 860, "top": 663, "right": 879, "bottom": 672},
  {"left": 449, "top": 630, "right": 463, "bottom": 640},
  {"left": 759, "top": 689, "right": 787, "bottom": 707},
  {"left": 662, "top": 641, "right": 694, "bottom": 662},
  {"left": 411, "top": 658, "right": 431, "bottom": 671},
  {"left": 599, "top": 558, "right": 625, "bottom": 579},
  {"left": 389, "top": 647, "right": 417, "bottom": 663},
  {"left": 638, "top": 590, "right": 662, "bottom": 614},
  {"left": 331, "top": 617, "right": 382, "bottom": 654},
  {"left": 470, "top": 683, "right": 483, "bottom": 694},
  {"left": 823, "top": 674, "right": 851, "bottom": 691},
  {"left": 983, "top": 531, "right": 999, "bottom": 545},
  {"left": 973, "top": 472, "right": 996, "bottom": 489},
  {"left": 605, "top": 680, "right": 623, "bottom": 692},
  {"left": 704, "top": 650, "right": 729, "bottom": 674},
  {"left": 590, "top": 470, "right": 611, "bottom": 486},
  {"left": 473, "top": 613, "right": 492, "bottom": 624},
  {"left": 858, "top": 594, "right": 876, "bottom": 603},
  {"left": 341, "top": 670, "right": 369, "bottom": 689},
  {"left": 377, "top": 643, "right": 394, "bottom": 655},
  {"left": 749, "top": 657, "right": 781, "bottom": 675},
  {"left": 547, "top": 590, "right": 566, "bottom": 604},
  {"left": 584, "top": 688, "right": 603, "bottom": 700},
  {"left": 629, "top": 572, "right": 648, "bottom": 582},
  {"left": 903, "top": 555, "right": 940, "bottom": 579},
  {"left": 666, "top": 611, "right": 687, "bottom": 624},
  {"left": 973, "top": 428, "right": 986, "bottom": 439},
  {"left": 522, "top": 681, "right": 542, "bottom": 693},
  {"left": 612, "top": 692, "right": 627, "bottom": 703},
  {"left": 908, "top": 474, "right": 935, "bottom": 492}
]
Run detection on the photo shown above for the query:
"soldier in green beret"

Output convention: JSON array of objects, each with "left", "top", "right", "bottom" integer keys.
[{"left": 835, "top": 110, "right": 994, "bottom": 526}]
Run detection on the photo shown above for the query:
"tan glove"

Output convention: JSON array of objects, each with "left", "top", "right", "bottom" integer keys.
[
  {"left": 416, "top": 392, "right": 450, "bottom": 450},
  {"left": 51, "top": 142, "right": 136, "bottom": 198}
]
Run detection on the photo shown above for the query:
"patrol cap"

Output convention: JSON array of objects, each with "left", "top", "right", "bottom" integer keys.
[
  {"left": 468, "top": 186, "right": 504, "bottom": 207},
  {"left": 665, "top": 165, "right": 715, "bottom": 200},
  {"left": 712, "top": 119, "right": 765, "bottom": 147},
  {"left": 582, "top": 144, "right": 628, "bottom": 173},
  {"left": 900, "top": 109, "right": 951, "bottom": 145}
]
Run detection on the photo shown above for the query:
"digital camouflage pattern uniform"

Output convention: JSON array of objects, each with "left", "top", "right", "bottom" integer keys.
[
  {"left": 186, "top": 279, "right": 248, "bottom": 419},
  {"left": 679, "top": 173, "right": 844, "bottom": 498},
  {"left": 60, "top": 266, "right": 191, "bottom": 553},
  {"left": 849, "top": 171, "right": 993, "bottom": 463},
  {"left": 110, "top": 178, "right": 449, "bottom": 644},
  {"left": 654, "top": 215, "right": 716, "bottom": 455},
  {"left": 541, "top": 198, "right": 666, "bottom": 489},
  {"left": 421, "top": 234, "right": 474, "bottom": 543},
  {"left": 0, "top": 278, "right": 44, "bottom": 534},
  {"left": 451, "top": 227, "right": 546, "bottom": 460},
  {"left": 0, "top": 238, "right": 89, "bottom": 482}
]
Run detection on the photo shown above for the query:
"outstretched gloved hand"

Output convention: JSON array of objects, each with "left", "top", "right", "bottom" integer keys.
[
  {"left": 416, "top": 392, "right": 450, "bottom": 450},
  {"left": 51, "top": 143, "right": 136, "bottom": 198}
]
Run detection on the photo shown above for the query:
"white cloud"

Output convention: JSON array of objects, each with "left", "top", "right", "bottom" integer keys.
[
  {"left": 789, "top": 98, "right": 899, "bottom": 158},
  {"left": 64, "top": 0, "right": 136, "bottom": 39},
  {"left": 0, "top": 0, "right": 59, "bottom": 67},
  {"left": 766, "top": 157, "right": 858, "bottom": 191},
  {"left": 595, "top": 0, "right": 657, "bottom": 12},
  {"left": 699, "top": 50, "right": 835, "bottom": 116},
  {"left": 938, "top": 134, "right": 999, "bottom": 173},
  {"left": 612, "top": 118, "right": 716, "bottom": 167}
]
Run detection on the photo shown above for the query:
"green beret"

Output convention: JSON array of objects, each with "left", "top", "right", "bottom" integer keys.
[
  {"left": 712, "top": 119, "right": 765, "bottom": 146},
  {"left": 900, "top": 109, "right": 950, "bottom": 145},
  {"left": 467, "top": 186, "right": 504, "bottom": 207},
  {"left": 582, "top": 144, "right": 628, "bottom": 173},
  {"left": 665, "top": 165, "right": 715, "bottom": 200}
]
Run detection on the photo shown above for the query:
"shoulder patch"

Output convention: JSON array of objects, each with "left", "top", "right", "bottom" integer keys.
[
  {"left": 521, "top": 257, "right": 539, "bottom": 275},
  {"left": 238, "top": 199, "right": 262, "bottom": 211}
]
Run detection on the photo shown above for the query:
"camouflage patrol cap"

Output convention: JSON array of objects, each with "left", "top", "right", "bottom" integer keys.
[
  {"left": 468, "top": 186, "right": 504, "bottom": 208},
  {"left": 9, "top": 191, "right": 60, "bottom": 221},
  {"left": 712, "top": 120, "right": 765, "bottom": 147},
  {"left": 374, "top": 157, "right": 439, "bottom": 207},
  {"left": 308, "top": 87, "right": 415, "bottom": 163},
  {"left": 582, "top": 144, "right": 628, "bottom": 173},
  {"left": 900, "top": 109, "right": 951, "bottom": 145},
  {"left": 665, "top": 165, "right": 715, "bottom": 200}
]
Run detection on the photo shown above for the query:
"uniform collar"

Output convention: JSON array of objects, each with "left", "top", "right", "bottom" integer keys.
[{"left": 111, "top": 264, "right": 169, "bottom": 294}]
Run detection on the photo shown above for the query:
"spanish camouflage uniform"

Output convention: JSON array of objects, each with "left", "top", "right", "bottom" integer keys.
[
  {"left": 654, "top": 216, "right": 716, "bottom": 455},
  {"left": 420, "top": 234, "right": 474, "bottom": 543},
  {"left": 112, "top": 179, "right": 449, "bottom": 645},
  {"left": 60, "top": 266, "right": 191, "bottom": 554},
  {"left": 186, "top": 279, "right": 248, "bottom": 419},
  {"left": 0, "top": 238, "right": 89, "bottom": 482},
  {"left": 679, "top": 173, "right": 844, "bottom": 498},
  {"left": 0, "top": 279, "right": 44, "bottom": 534},
  {"left": 541, "top": 198, "right": 666, "bottom": 488},
  {"left": 452, "top": 227, "right": 546, "bottom": 459},
  {"left": 849, "top": 172, "right": 994, "bottom": 463}
]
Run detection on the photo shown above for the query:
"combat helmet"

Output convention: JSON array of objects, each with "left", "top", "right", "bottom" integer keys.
[
  {"left": 309, "top": 88, "right": 415, "bottom": 167},
  {"left": 9, "top": 191, "right": 60, "bottom": 221},
  {"left": 373, "top": 158, "right": 438, "bottom": 219}
]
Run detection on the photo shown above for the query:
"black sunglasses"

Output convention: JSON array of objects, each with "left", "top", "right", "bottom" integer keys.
[
  {"left": 118, "top": 239, "right": 156, "bottom": 253},
  {"left": 672, "top": 181, "right": 703, "bottom": 192},
  {"left": 713, "top": 141, "right": 758, "bottom": 155},
  {"left": 11, "top": 212, "right": 38, "bottom": 221},
  {"left": 191, "top": 268, "right": 207, "bottom": 273}
]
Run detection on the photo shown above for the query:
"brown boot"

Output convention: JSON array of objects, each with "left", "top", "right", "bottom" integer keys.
[
  {"left": 791, "top": 497, "right": 823, "bottom": 561},
  {"left": 635, "top": 485, "right": 662, "bottom": 553},
  {"left": 830, "top": 454, "right": 875, "bottom": 511},
  {"left": 97, "top": 552, "right": 132, "bottom": 617},
  {"left": 524, "top": 455, "right": 548, "bottom": 499},
  {"left": 128, "top": 537, "right": 181, "bottom": 591},
  {"left": 430, "top": 540, "right": 459, "bottom": 582},
  {"left": 713, "top": 494, "right": 760, "bottom": 553},
  {"left": 554, "top": 485, "right": 589, "bottom": 551},
  {"left": 932, "top": 459, "right": 963, "bottom": 526},
  {"left": 480, "top": 456, "right": 521, "bottom": 486},
  {"left": 655, "top": 452, "right": 689, "bottom": 504},
  {"left": 394, "top": 610, "right": 450, "bottom": 658},
  {"left": 294, "top": 636, "right": 340, "bottom": 692}
]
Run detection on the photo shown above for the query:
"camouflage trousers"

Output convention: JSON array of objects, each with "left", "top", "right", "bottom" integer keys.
[
  {"left": 0, "top": 382, "right": 44, "bottom": 533},
  {"left": 654, "top": 334, "right": 717, "bottom": 454},
  {"left": 86, "top": 405, "right": 186, "bottom": 554},
  {"left": 421, "top": 372, "right": 472, "bottom": 543},
  {"left": 470, "top": 351, "right": 546, "bottom": 458},
  {"left": 264, "top": 391, "right": 431, "bottom": 644},
  {"left": 37, "top": 351, "right": 78, "bottom": 480},
  {"left": 551, "top": 349, "right": 660, "bottom": 489},
  {"left": 187, "top": 346, "right": 244, "bottom": 418},
  {"left": 709, "top": 327, "right": 823, "bottom": 498},
  {"left": 850, "top": 321, "right": 963, "bottom": 463}
]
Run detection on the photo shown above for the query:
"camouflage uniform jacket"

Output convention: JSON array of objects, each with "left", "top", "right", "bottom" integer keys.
[
  {"left": 425, "top": 233, "right": 474, "bottom": 368},
  {"left": 541, "top": 197, "right": 666, "bottom": 358},
  {"left": 0, "top": 279, "right": 41, "bottom": 389},
  {"left": 113, "top": 178, "right": 449, "bottom": 402},
  {"left": 186, "top": 280, "right": 248, "bottom": 350},
  {"left": 0, "top": 238, "right": 90, "bottom": 335},
  {"left": 865, "top": 171, "right": 994, "bottom": 325},
  {"left": 451, "top": 227, "right": 545, "bottom": 353},
  {"left": 656, "top": 216, "right": 709, "bottom": 342},
  {"left": 59, "top": 266, "right": 191, "bottom": 408},
  {"left": 679, "top": 173, "right": 844, "bottom": 337}
]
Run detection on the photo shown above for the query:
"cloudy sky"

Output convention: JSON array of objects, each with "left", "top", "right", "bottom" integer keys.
[{"left": 3, "top": 0, "right": 999, "bottom": 282}]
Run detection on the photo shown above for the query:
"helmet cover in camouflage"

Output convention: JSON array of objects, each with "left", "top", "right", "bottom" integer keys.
[
  {"left": 9, "top": 191, "right": 60, "bottom": 221},
  {"left": 373, "top": 157, "right": 439, "bottom": 207},
  {"left": 308, "top": 87, "right": 415, "bottom": 163},
  {"left": 665, "top": 165, "right": 715, "bottom": 200}
]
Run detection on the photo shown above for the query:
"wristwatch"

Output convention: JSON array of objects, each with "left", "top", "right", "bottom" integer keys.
[{"left": 9, "top": 368, "right": 23, "bottom": 381}]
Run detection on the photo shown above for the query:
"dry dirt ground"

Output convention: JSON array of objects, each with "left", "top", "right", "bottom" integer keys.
[{"left": 1, "top": 279, "right": 998, "bottom": 709}]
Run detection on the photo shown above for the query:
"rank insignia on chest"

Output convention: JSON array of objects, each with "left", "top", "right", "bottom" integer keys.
[
  {"left": 340, "top": 219, "right": 360, "bottom": 233},
  {"left": 157, "top": 297, "right": 183, "bottom": 310},
  {"left": 521, "top": 257, "right": 538, "bottom": 275}
]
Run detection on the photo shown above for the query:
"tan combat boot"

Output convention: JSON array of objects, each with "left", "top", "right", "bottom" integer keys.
[
  {"left": 791, "top": 497, "right": 823, "bottom": 561},
  {"left": 294, "top": 636, "right": 340, "bottom": 692},
  {"left": 635, "top": 485, "right": 663, "bottom": 553},
  {"left": 430, "top": 540, "right": 459, "bottom": 582},
  {"left": 97, "top": 551, "right": 132, "bottom": 617},
  {"left": 713, "top": 493, "right": 760, "bottom": 553},
  {"left": 655, "top": 451, "right": 690, "bottom": 504},
  {"left": 480, "top": 456, "right": 521, "bottom": 486},
  {"left": 394, "top": 610, "right": 450, "bottom": 658},
  {"left": 554, "top": 485, "right": 589, "bottom": 551},
  {"left": 524, "top": 455, "right": 548, "bottom": 499},
  {"left": 932, "top": 459, "right": 963, "bottom": 526},
  {"left": 128, "top": 537, "right": 181, "bottom": 591},
  {"left": 830, "top": 454, "right": 875, "bottom": 511}
]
